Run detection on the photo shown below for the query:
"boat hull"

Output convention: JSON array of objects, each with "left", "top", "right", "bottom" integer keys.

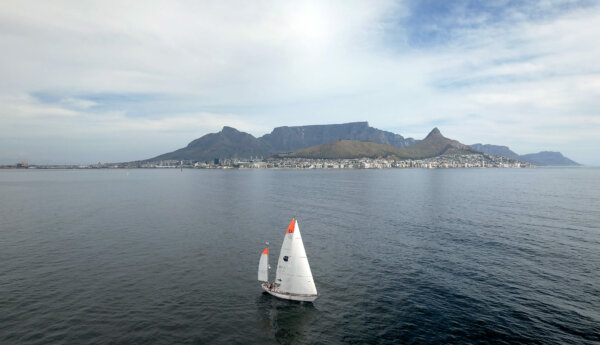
[{"left": 261, "top": 283, "right": 318, "bottom": 302}]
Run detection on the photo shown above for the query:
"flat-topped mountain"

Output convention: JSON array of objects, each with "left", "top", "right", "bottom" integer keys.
[
  {"left": 275, "top": 128, "right": 478, "bottom": 160},
  {"left": 470, "top": 143, "right": 580, "bottom": 166},
  {"left": 143, "top": 121, "right": 579, "bottom": 165},
  {"left": 147, "top": 121, "right": 415, "bottom": 162},
  {"left": 261, "top": 121, "right": 414, "bottom": 152}
]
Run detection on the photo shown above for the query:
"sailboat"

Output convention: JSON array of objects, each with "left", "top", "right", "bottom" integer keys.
[{"left": 258, "top": 218, "right": 318, "bottom": 302}]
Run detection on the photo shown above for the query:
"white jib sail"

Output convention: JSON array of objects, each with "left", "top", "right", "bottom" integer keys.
[
  {"left": 258, "top": 247, "right": 269, "bottom": 282},
  {"left": 274, "top": 219, "right": 317, "bottom": 296}
]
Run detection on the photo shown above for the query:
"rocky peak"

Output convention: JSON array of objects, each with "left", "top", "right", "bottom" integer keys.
[
  {"left": 425, "top": 127, "right": 442, "bottom": 139},
  {"left": 221, "top": 126, "right": 240, "bottom": 134}
]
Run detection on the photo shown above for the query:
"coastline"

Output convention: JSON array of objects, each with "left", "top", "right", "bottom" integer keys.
[{"left": 1, "top": 154, "right": 537, "bottom": 170}]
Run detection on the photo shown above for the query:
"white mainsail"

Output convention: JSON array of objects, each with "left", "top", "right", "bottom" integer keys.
[
  {"left": 274, "top": 219, "right": 317, "bottom": 296},
  {"left": 257, "top": 247, "right": 269, "bottom": 282}
]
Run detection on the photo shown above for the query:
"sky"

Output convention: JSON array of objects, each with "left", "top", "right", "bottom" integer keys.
[{"left": 1, "top": 0, "right": 599, "bottom": 165}]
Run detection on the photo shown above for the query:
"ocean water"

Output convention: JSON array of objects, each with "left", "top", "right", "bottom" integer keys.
[{"left": 1, "top": 168, "right": 599, "bottom": 344}]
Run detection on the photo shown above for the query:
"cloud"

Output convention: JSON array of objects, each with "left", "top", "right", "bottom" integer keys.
[
  {"left": 385, "top": 2, "right": 600, "bottom": 164},
  {"left": 0, "top": 0, "right": 599, "bottom": 164},
  {"left": 0, "top": 93, "right": 267, "bottom": 164}
]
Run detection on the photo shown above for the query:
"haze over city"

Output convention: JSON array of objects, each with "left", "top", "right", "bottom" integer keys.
[{"left": 1, "top": 0, "right": 599, "bottom": 165}]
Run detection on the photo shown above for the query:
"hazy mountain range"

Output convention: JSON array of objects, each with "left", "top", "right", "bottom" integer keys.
[
  {"left": 146, "top": 122, "right": 579, "bottom": 166},
  {"left": 470, "top": 144, "right": 580, "bottom": 166}
]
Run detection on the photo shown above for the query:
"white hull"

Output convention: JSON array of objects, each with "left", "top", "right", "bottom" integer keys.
[{"left": 261, "top": 283, "right": 318, "bottom": 302}]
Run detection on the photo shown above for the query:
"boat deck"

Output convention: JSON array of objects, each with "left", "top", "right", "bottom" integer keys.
[{"left": 261, "top": 283, "right": 318, "bottom": 302}]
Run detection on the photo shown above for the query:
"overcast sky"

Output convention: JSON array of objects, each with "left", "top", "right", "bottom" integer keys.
[{"left": 1, "top": 0, "right": 599, "bottom": 165}]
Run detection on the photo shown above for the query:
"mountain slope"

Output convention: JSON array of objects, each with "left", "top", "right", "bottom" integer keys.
[
  {"left": 470, "top": 144, "right": 521, "bottom": 160},
  {"left": 470, "top": 143, "right": 580, "bottom": 166},
  {"left": 519, "top": 151, "right": 580, "bottom": 166},
  {"left": 274, "top": 140, "right": 407, "bottom": 159},
  {"left": 150, "top": 126, "right": 272, "bottom": 162},
  {"left": 144, "top": 121, "right": 415, "bottom": 162},
  {"left": 404, "top": 128, "right": 478, "bottom": 158},
  {"left": 275, "top": 128, "right": 478, "bottom": 160}
]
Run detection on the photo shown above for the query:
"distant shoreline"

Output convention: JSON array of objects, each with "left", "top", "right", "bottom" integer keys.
[
  {"left": 0, "top": 155, "right": 535, "bottom": 170},
  {"left": 2, "top": 165, "right": 591, "bottom": 170},
  {"left": 1, "top": 166, "right": 536, "bottom": 170}
]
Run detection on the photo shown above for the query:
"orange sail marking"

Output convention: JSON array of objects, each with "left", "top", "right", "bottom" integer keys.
[
  {"left": 262, "top": 247, "right": 268, "bottom": 255},
  {"left": 286, "top": 219, "right": 295, "bottom": 234}
]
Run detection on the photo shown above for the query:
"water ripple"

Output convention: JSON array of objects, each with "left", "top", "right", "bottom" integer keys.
[{"left": 1, "top": 168, "right": 599, "bottom": 344}]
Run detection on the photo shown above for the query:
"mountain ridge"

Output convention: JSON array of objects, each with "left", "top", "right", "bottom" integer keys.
[
  {"left": 275, "top": 128, "right": 478, "bottom": 160},
  {"left": 470, "top": 143, "right": 580, "bottom": 166},
  {"left": 260, "top": 121, "right": 415, "bottom": 153},
  {"left": 143, "top": 121, "right": 579, "bottom": 166},
  {"left": 151, "top": 126, "right": 272, "bottom": 162},
  {"left": 148, "top": 121, "right": 416, "bottom": 162},
  {"left": 519, "top": 151, "right": 580, "bottom": 166}
]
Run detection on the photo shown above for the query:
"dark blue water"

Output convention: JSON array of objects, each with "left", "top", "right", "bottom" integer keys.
[{"left": 1, "top": 168, "right": 599, "bottom": 344}]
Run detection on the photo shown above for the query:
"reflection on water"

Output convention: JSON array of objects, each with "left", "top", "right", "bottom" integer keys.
[{"left": 256, "top": 293, "right": 319, "bottom": 344}]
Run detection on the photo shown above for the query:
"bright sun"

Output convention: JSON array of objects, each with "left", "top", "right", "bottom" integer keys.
[{"left": 287, "top": 3, "right": 332, "bottom": 47}]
